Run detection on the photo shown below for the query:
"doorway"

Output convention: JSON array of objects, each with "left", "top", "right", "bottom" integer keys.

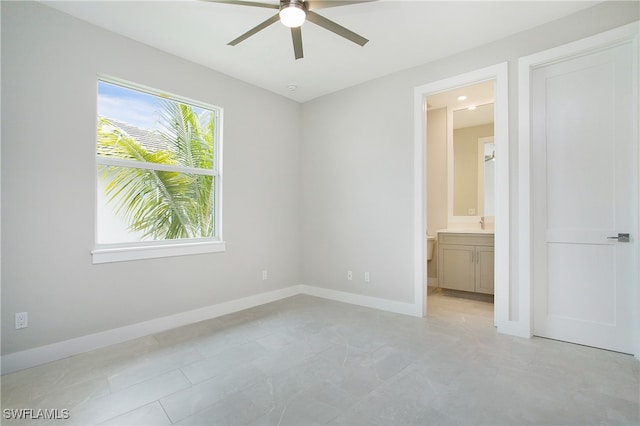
[
  {"left": 413, "top": 63, "right": 509, "bottom": 328},
  {"left": 426, "top": 82, "right": 495, "bottom": 320}
]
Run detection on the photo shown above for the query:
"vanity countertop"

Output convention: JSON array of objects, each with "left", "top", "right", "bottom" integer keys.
[{"left": 437, "top": 229, "right": 494, "bottom": 234}]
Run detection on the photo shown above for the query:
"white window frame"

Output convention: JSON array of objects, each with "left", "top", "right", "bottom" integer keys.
[{"left": 92, "top": 76, "right": 224, "bottom": 264}]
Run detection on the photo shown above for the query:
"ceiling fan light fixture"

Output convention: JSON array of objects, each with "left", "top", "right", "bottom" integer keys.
[
  {"left": 279, "top": 1, "right": 306, "bottom": 28},
  {"left": 219, "top": 0, "right": 369, "bottom": 60}
]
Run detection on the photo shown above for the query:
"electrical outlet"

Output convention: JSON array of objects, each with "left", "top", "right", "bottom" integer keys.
[
  {"left": 364, "top": 272, "right": 370, "bottom": 283},
  {"left": 347, "top": 270, "right": 353, "bottom": 281},
  {"left": 262, "top": 270, "right": 268, "bottom": 281},
  {"left": 15, "top": 312, "right": 28, "bottom": 329}
]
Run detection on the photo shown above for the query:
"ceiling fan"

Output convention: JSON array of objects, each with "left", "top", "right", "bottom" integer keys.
[{"left": 206, "top": 0, "right": 373, "bottom": 60}]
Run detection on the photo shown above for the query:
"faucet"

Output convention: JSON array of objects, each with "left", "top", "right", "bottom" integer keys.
[{"left": 479, "top": 216, "right": 485, "bottom": 230}]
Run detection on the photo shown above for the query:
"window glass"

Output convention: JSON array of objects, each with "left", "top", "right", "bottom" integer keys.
[{"left": 96, "top": 79, "right": 221, "bottom": 248}]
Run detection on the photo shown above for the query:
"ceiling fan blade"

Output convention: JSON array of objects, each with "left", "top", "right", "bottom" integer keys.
[
  {"left": 228, "top": 13, "right": 280, "bottom": 46},
  {"left": 291, "top": 27, "right": 304, "bottom": 59},
  {"left": 305, "top": 11, "right": 368, "bottom": 46},
  {"left": 306, "top": 0, "right": 376, "bottom": 11},
  {"left": 201, "top": 0, "right": 279, "bottom": 9}
]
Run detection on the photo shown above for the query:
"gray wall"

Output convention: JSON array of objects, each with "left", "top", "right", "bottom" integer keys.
[
  {"left": 300, "top": 2, "right": 639, "bottom": 311},
  {"left": 2, "top": 1, "right": 638, "bottom": 356},
  {"left": 426, "top": 107, "right": 448, "bottom": 282},
  {"left": 1, "top": 2, "right": 301, "bottom": 355}
]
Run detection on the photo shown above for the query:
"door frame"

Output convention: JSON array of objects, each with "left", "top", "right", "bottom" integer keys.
[
  {"left": 413, "top": 62, "right": 509, "bottom": 329},
  {"left": 518, "top": 22, "right": 640, "bottom": 358}
]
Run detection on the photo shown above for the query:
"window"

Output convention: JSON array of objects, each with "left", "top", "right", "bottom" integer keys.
[{"left": 92, "top": 78, "right": 224, "bottom": 263}]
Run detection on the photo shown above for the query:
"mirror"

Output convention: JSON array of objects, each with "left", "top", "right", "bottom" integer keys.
[
  {"left": 478, "top": 137, "right": 495, "bottom": 216},
  {"left": 451, "top": 103, "right": 494, "bottom": 217}
]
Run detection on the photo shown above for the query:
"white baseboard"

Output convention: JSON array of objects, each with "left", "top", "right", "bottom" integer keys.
[
  {"left": 497, "top": 320, "right": 531, "bottom": 339},
  {"left": 300, "top": 284, "right": 422, "bottom": 317},
  {"left": 2, "top": 284, "right": 422, "bottom": 374},
  {"left": 1, "top": 285, "right": 301, "bottom": 375}
]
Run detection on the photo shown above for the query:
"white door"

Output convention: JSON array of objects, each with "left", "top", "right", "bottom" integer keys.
[{"left": 532, "top": 41, "right": 637, "bottom": 353}]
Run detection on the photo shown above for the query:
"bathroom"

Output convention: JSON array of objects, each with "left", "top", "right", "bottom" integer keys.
[{"left": 425, "top": 80, "right": 496, "bottom": 315}]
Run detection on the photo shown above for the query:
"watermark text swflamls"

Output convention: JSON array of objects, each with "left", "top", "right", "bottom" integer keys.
[{"left": 3, "top": 408, "right": 70, "bottom": 420}]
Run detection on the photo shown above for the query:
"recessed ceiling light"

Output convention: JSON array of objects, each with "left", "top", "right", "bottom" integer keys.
[
  {"left": 457, "top": 95, "right": 467, "bottom": 101},
  {"left": 467, "top": 105, "right": 476, "bottom": 110},
  {"left": 287, "top": 84, "right": 298, "bottom": 91}
]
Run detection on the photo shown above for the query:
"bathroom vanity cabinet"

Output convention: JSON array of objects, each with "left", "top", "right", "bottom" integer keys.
[{"left": 437, "top": 232, "right": 494, "bottom": 295}]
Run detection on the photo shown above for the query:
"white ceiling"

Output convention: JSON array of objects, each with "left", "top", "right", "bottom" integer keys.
[{"left": 42, "top": 0, "right": 599, "bottom": 103}]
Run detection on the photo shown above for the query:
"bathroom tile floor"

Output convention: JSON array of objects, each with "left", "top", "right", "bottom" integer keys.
[{"left": 2, "top": 293, "right": 638, "bottom": 425}]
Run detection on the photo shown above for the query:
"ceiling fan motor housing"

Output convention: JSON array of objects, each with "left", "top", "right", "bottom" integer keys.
[{"left": 280, "top": 0, "right": 306, "bottom": 10}]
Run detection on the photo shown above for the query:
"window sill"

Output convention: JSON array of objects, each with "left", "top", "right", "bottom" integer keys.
[{"left": 92, "top": 240, "right": 226, "bottom": 264}]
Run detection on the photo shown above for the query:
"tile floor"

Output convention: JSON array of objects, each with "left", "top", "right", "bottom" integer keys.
[{"left": 1, "top": 292, "right": 639, "bottom": 425}]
